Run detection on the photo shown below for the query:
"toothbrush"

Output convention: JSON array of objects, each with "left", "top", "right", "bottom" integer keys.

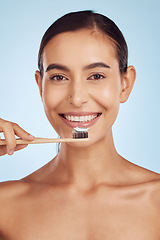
[{"left": 0, "top": 127, "right": 89, "bottom": 145}]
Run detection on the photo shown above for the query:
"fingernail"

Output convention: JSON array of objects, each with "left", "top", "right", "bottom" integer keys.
[
  {"left": 28, "top": 134, "right": 34, "bottom": 140},
  {"left": 8, "top": 150, "right": 14, "bottom": 155}
]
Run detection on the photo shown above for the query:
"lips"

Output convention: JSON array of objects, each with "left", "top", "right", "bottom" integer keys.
[{"left": 59, "top": 112, "right": 102, "bottom": 128}]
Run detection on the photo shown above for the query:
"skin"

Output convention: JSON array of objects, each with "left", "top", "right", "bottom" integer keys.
[{"left": 0, "top": 29, "right": 160, "bottom": 240}]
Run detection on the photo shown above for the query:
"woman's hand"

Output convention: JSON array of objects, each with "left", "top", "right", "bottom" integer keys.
[{"left": 0, "top": 118, "right": 35, "bottom": 156}]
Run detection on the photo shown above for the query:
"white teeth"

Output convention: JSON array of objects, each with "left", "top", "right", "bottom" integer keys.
[
  {"left": 64, "top": 114, "right": 99, "bottom": 122},
  {"left": 85, "top": 116, "right": 88, "bottom": 122},
  {"left": 75, "top": 116, "right": 79, "bottom": 121}
]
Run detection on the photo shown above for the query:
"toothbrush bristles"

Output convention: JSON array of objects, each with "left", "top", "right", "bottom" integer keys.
[
  {"left": 72, "top": 127, "right": 89, "bottom": 139},
  {"left": 73, "top": 131, "right": 88, "bottom": 139}
]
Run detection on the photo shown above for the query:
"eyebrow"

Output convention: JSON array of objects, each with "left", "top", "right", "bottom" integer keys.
[
  {"left": 83, "top": 62, "right": 111, "bottom": 70},
  {"left": 45, "top": 64, "right": 69, "bottom": 72},
  {"left": 45, "top": 62, "right": 111, "bottom": 73}
]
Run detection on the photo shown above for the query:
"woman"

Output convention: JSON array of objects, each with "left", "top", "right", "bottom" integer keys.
[{"left": 0, "top": 10, "right": 160, "bottom": 239}]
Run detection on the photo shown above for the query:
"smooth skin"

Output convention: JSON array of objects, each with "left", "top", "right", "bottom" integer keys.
[{"left": 0, "top": 29, "right": 160, "bottom": 240}]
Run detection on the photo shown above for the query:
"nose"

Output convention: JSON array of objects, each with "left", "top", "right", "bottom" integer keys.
[{"left": 69, "top": 80, "right": 89, "bottom": 107}]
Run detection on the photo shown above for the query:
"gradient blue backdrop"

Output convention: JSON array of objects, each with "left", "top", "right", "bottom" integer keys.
[{"left": 0, "top": 0, "right": 160, "bottom": 181}]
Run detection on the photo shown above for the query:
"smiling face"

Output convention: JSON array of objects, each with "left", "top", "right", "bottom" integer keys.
[{"left": 35, "top": 29, "right": 135, "bottom": 145}]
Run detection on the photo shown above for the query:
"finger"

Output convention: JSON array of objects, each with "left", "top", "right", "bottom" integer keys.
[
  {"left": 0, "top": 143, "right": 28, "bottom": 157},
  {"left": 0, "top": 145, "right": 7, "bottom": 156},
  {"left": 12, "top": 123, "right": 35, "bottom": 141},
  {"left": 2, "top": 122, "right": 17, "bottom": 154},
  {"left": 14, "top": 144, "right": 28, "bottom": 152}
]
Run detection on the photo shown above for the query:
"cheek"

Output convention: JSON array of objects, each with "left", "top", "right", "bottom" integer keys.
[
  {"left": 41, "top": 82, "right": 69, "bottom": 130},
  {"left": 91, "top": 81, "right": 121, "bottom": 111},
  {"left": 42, "top": 83, "right": 67, "bottom": 111}
]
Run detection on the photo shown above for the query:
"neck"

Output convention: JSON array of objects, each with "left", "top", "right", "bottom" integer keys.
[{"left": 50, "top": 129, "right": 126, "bottom": 189}]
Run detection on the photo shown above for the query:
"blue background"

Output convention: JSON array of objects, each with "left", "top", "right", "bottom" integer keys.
[{"left": 0, "top": 0, "right": 160, "bottom": 181}]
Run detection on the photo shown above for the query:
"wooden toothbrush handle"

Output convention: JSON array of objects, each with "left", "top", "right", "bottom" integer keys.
[{"left": 0, "top": 137, "right": 89, "bottom": 145}]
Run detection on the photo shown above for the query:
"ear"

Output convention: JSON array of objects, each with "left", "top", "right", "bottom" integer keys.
[
  {"left": 120, "top": 66, "right": 136, "bottom": 103},
  {"left": 35, "top": 70, "right": 43, "bottom": 99}
]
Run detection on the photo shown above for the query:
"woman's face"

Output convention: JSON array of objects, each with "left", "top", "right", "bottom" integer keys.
[{"left": 36, "top": 29, "right": 125, "bottom": 145}]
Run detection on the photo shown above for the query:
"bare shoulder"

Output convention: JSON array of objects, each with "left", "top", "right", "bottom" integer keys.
[
  {"left": 0, "top": 180, "right": 31, "bottom": 228},
  {"left": 0, "top": 180, "right": 31, "bottom": 198},
  {"left": 125, "top": 158, "right": 160, "bottom": 183},
  {"left": 148, "top": 177, "right": 160, "bottom": 208},
  {"left": 128, "top": 162, "right": 160, "bottom": 209},
  {"left": 145, "top": 177, "right": 160, "bottom": 223},
  {"left": 0, "top": 180, "right": 31, "bottom": 201}
]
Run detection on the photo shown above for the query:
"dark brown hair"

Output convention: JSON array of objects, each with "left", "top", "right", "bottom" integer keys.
[{"left": 38, "top": 10, "right": 128, "bottom": 77}]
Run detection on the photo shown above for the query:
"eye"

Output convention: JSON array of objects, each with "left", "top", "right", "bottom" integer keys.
[
  {"left": 88, "top": 73, "right": 105, "bottom": 80},
  {"left": 50, "top": 74, "right": 68, "bottom": 81}
]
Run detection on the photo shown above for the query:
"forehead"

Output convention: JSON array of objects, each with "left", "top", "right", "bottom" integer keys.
[{"left": 42, "top": 29, "right": 118, "bottom": 68}]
